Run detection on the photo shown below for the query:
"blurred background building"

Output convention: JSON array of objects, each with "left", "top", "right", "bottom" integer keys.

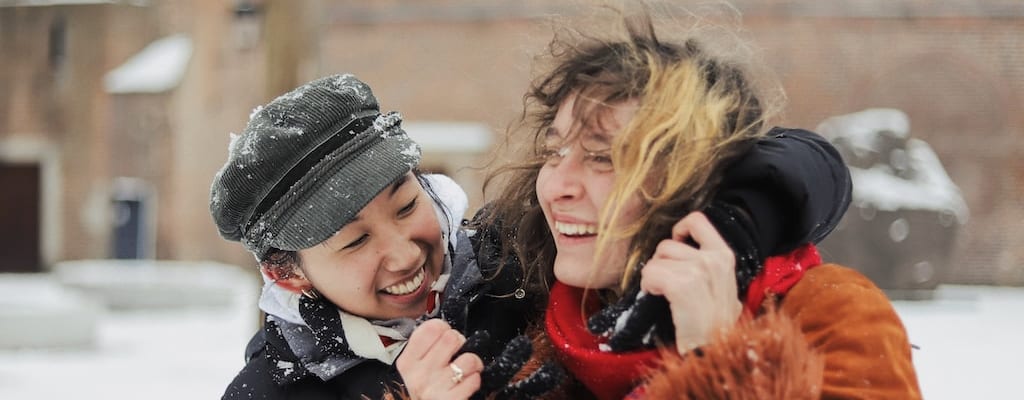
[{"left": 1, "top": 0, "right": 1022, "bottom": 287}]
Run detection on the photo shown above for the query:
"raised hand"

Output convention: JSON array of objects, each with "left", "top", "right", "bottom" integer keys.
[
  {"left": 397, "top": 319, "right": 484, "bottom": 400},
  {"left": 639, "top": 211, "right": 743, "bottom": 354},
  {"left": 589, "top": 204, "right": 753, "bottom": 354},
  {"left": 397, "top": 320, "right": 564, "bottom": 400}
]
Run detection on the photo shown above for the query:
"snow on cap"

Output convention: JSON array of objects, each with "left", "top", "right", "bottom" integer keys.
[{"left": 209, "top": 74, "right": 421, "bottom": 259}]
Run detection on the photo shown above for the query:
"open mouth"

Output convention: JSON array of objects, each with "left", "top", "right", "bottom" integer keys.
[
  {"left": 554, "top": 221, "right": 598, "bottom": 237},
  {"left": 381, "top": 267, "right": 426, "bottom": 296}
]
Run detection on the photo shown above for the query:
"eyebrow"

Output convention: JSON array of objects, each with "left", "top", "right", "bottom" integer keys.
[{"left": 586, "top": 130, "right": 612, "bottom": 146}]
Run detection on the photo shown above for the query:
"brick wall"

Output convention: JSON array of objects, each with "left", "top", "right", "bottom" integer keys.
[
  {"left": 745, "top": 16, "right": 1024, "bottom": 284},
  {"left": 4, "top": 0, "right": 1021, "bottom": 284},
  {"left": 0, "top": 5, "right": 158, "bottom": 264}
]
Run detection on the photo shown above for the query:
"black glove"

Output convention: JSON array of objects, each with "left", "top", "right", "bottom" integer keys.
[
  {"left": 586, "top": 200, "right": 762, "bottom": 352},
  {"left": 702, "top": 200, "right": 762, "bottom": 296},
  {"left": 453, "top": 331, "right": 565, "bottom": 400},
  {"left": 587, "top": 289, "right": 673, "bottom": 352}
]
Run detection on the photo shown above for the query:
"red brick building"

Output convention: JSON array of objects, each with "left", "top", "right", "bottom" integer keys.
[{"left": 1, "top": 0, "right": 1021, "bottom": 285}]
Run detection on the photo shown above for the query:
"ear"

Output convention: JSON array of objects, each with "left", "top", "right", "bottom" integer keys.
[{"left": 261, "top": 266, "right": 312, "bottom": 295}]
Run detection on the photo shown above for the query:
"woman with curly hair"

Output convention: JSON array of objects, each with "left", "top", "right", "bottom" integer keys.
[{"left": 400, "top": 10, "right": 920, "bottom": 400}]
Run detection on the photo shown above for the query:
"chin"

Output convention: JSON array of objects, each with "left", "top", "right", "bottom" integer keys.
[
  {"left": 553, "top": 265, "right": 578, "bottom": 286},
  {"left": 554, "top": 264, "right": 612, "bottom": 289}
]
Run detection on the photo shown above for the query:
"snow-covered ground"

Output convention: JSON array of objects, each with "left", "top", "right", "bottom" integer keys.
[
  {"left": 0, "top": 266, "right": 259, "bottom": 400},
  {"left": 892, "top": 285, "right": 1024, "bottom": 399},
  {"left": 0, "top": 281, "right": 1020, "bottom": 399}
]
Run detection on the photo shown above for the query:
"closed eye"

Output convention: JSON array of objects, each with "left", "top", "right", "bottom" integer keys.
[
  {"left": 398, "top": 198, "right": 417, "bottom": 217},
  {"left": 342, "top": 234, "right": 368, "bottom": 250}
]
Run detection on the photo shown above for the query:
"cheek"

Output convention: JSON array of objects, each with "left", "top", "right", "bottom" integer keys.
[
  {"left": 588, "top": 175, "right": 618, "bottom": 211},
  {"left": 620, "top": 195, "right": 645, "bottom": 220},
  {"left": 535, "top": 166, "right": 555, "bottom": 206},
  {"left": 411, "top": 205, "right": 443, "bottom": 244}
]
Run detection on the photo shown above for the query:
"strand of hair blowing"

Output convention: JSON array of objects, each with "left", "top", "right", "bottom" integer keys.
[{"left": 595, "top": 44, "right": 765, "bottom": 291}]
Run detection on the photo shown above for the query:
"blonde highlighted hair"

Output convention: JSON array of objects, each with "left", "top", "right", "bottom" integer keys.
[{"left": 600, "top": 35, "right": 769, "bottom": 290}]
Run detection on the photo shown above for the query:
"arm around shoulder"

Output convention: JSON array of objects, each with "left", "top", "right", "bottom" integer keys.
[{"left": 717, "top": 127, "right": 853, "bottom": 255}]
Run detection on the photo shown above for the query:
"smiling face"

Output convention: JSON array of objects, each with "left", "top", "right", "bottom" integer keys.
[
  {"left": 536, "top": 94, "right": 642, "bottom": 291},
  {"left": 295, "top": 173, "right": 445, "bottom": 320}
]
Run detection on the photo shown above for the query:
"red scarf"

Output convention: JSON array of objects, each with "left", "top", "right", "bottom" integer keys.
[
  {"left": 546, "top": 281, "right": 662, "bottom": 400},
  {"left": 545, "top": 244, "right": 822, "bottom": 399},
  {"left": 742, "top": 244, "right": 821, "bottom": 314}
]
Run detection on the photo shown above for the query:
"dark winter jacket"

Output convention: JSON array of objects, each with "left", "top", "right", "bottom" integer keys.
[{"left": 221, "top": 229, "right": 536, "bottom": 400}]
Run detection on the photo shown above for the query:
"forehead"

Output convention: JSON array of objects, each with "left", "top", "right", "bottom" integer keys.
[{"left": 547, "top": 94, "right": 638, "bottom": 146}]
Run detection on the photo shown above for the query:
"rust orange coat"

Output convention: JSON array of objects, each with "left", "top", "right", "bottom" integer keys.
[
  {"left": 643, "top": 264, "right": 922, "bottom": 399},
  {"left": 780, "top": 264, "right": 921, "bottom": 399}
]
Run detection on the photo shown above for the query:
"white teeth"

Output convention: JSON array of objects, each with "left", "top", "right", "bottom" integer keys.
[
  {"left": 555, "top": 221, "right": 598, "bottom": 236},
  {"left": 383, "top": 268, "right": 425, "bottom": 296}
]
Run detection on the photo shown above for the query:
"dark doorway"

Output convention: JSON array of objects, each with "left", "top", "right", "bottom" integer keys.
[
  {"left": 111, "top": 178, "right": 154, "bottom": 259},
  {"left": 112, "top": 197, "right": 145, "bottom": 259},
  {"left": 0, "top": 163, "right": 42, "bottom": 272}
]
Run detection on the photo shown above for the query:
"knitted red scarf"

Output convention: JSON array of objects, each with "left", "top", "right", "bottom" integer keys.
[{"left": 545, "top": 244, "right": 822, "bottom": 399}]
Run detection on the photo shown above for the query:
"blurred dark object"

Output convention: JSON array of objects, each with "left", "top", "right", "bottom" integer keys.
[
  {"left": 816, "top": 109, "right": 967, "bottom": 300},
  {"left": 232, "top": 0, "right": 263, "bottom": 50}
]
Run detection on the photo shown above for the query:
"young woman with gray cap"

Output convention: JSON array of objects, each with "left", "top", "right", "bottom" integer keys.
[
  {"left": 212, "top": 71, "right": 855, "bottom": 399},
  {"left": 212, "top": 74, "right": 529, "bottom": 399}
]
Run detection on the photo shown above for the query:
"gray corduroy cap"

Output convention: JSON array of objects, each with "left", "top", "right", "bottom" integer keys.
[{"left": 210, "top": 74, "right": 421, "bottom": 259}]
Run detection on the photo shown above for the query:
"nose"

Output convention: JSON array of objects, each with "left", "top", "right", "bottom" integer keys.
[
  {"left": 539, "top": 146, "right": 585, "bottom": 201},
  {"left": 380, "top": 233, "right": 422, "bottom": 273}
]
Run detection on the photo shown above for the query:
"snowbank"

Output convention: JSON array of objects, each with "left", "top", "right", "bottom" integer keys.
[
  {"left": 55, "top": 259, "right": 255, "bottom": 310},
  {"left": 0, "top": 273, "right": 100, "bottom": 348}
]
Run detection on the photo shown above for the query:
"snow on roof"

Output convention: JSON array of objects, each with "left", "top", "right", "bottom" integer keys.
[
  {"left": 402, "top": 121, "right": 493, "bottom": 153},
  {"left": 104, "top": 34, "right": 192, "bottom": 94}
]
